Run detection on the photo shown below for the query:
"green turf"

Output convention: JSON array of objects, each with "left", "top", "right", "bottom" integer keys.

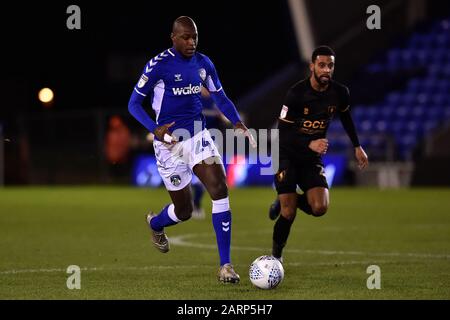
[{"left": 0, "top": 187, "right": 449, "bottom": 299}]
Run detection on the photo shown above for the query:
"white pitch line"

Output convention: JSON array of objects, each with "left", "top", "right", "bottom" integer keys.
[
  {"left": 0, "top": 265, "right": 213, "bottom": 275},
  {"left": 0, "top": 261, "right": 397, "bottom": 275},
  {"left": 1, "top": 233, "right": 448, "bottom": 275},
  {"left": 170, "top": 233, "right": 450, "bottom": 260}
]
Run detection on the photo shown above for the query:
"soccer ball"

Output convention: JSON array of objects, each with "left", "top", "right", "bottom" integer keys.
[{"left": 249, "top": 255, "right": 284, "bottom": 289}]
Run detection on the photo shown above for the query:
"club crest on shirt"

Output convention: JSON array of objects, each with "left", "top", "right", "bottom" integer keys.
[
  {"left": 304, "top": 107, "right": 309, "bottom": 115},
  {"left": 328, "top": 106, "right": 336, "bottom": 115},
  {"left": 137, "top": 74, "right": 149, "bottom": 88},
  {"left": 174, "top": 74, "right": 183, "bottom": 82},
  {"left": 198, "top": 68, "right": 206, "bottom": 81}
]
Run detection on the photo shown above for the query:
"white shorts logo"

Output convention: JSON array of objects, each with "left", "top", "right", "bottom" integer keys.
[
  {"left": 170, "top": 175, "right": 182, "bottom": 187},
  {"left": 138, "top": 74, "right": 149, "bottom": 88},
  {"left": 280, "top": 105, "right": 289, "bottom": 119}
]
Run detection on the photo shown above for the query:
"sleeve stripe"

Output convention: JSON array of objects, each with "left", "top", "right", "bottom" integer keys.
[
  {"left": 167, "top": 48, "right": 175, "bottom": 56},
  {"left": 134, "top": 87, "right": 147, "bottom": 97}
]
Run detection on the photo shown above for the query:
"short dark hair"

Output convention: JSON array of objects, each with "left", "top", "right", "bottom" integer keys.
[{"left": 311, "top": 46, "right": 335, "bottom": 62}]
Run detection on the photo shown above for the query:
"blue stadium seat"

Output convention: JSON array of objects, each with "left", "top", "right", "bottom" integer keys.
[
  {"left": 431, "top": 49, "right": 446, "bottom": 61},
  {"left": 434, "top": 34, "right": 450, "bottom": 48},
  {"left": 431, "top": 93, "right": 446, "bottom": 105},
  {"left": 391, "top": 121, "right": 405, "bottom": 135},
  {"left": 359, "top": 120, "right": 373, "bottom": 133},
  {"left": 444, "top": 65, "right": 450, "bottom": 76},
  {"left": 395, "top": 93, "right": 411, "bottom": 105},
  {"left": 394, "top": 106, "right": 409, "bottom": 119},
  {"left": 404, "top": 120, "right": 423, "bottom": 138},
  {"left": 426, "top": 106, "right": 442, "bottom": 121},
  {"left": 380, "top": 106, "right": 394, "bottom": 120},
  {"left": 411, "top": 106, "right": 425, "bottom": 119},
  {"left": 331, "top": 138, "right": 349, "bottom": 151},
  {"left": 399, "top": 134, "right": 417, "bottom": 148},
  {"left": 423, "top": 120, "right": 438, "bottom": 133},
  {"left": 386, "top": 92, "right": 402, "bottom": 104},
  {"left": 327, "top": 121, "right": 342, "bottom": 134},
  {"left": 354, "top": 17, "right": 450, "bottom": 161},
  {"left": 387, "top": 49, "right": 402, "bottom": 63},
  {"left": 366, "top": 63, "right": 383, "bottom": 73},
  {"left": 397, "top": 134, "right": 418, "bottom": 160},
  {"left": 428, "top": 64, "right": 441, "bottom": 77},
  {"left": 375, "top": 120, "right": 388, "bottom": 132},
  {"left": 416, "top": 93, "right": 431, "bottom": 105},
  {"left": 444, "top": 107, "right": 450, "bottom": 119},
  {"left": 352, "top": 107, "right": 366, "bottom": 120},
  {"left": 407, "top": 78, "right": 422, "bottom": 90}
]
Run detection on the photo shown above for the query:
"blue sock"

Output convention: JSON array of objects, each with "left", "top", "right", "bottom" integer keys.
[
  {"left": 150, "top": 204, "right": 180, "bottom": 232},
  {"left": 212, "top": 210, "right": 232, "bottom": 266}
]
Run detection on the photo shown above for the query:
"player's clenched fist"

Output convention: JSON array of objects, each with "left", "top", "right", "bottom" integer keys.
[{"left": 308, "top": 138, "right": 328, "bottom": 155}]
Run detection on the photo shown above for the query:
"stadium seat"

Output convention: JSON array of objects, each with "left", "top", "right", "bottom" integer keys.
[
  {"left": 349, "top": 16, "right": 450, "bottom": 160},
  {"left": 394, "top": 106, "right": 409, "bottom": 119}
]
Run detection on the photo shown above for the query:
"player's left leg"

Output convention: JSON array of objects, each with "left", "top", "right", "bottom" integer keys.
[
  {"left": 148, "top": 137, "right": 196, "bottom": 253},
  {"left": 146, "top": 185, "right": 194, "bottom": 252},
  {"left": 193, "top": 160, "right": 239, "bottom": 283},
  {"left": 272, "top": 193, "right": 297, "bottom": 261}
]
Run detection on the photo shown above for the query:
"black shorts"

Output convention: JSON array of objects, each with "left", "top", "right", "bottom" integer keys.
[{"left": 274, "top": 157, "right": 329, "bottom": 194}]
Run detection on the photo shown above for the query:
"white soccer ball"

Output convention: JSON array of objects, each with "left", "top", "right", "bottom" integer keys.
[{"left": 249, "top": 255, "right": 284, "bottom": 289}]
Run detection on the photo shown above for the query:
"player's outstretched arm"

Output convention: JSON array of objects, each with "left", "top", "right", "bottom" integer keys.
[{"left": 209, "top": 90, "right": 257, "bottom": 148}]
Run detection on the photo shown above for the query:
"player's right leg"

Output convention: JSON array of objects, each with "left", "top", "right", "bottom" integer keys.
[
  {"left": 146, "top": 139, "right": 194, "bottom": 253},
  {"left": 145, "top": 186, "right": 194, "bottom": 253}
]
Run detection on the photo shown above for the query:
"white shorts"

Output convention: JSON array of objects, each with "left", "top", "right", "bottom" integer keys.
[{"left": 153, "top": 129, "right": 222, "bottom": 191}]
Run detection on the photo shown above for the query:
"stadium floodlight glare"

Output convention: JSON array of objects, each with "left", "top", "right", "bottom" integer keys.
[{"left": 38, "top": 88, "right": 54, "bottom": 104}]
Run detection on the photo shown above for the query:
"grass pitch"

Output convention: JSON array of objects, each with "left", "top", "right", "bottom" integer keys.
[{"left": 0, "top": 187, "right": 449, "bottom": 299}]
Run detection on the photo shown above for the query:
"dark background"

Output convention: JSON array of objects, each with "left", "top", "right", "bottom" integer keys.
[
  {"left": 1, "top": 0, "right": 449, "bottom": 185},
  {"left": 1, "top": 1, "right": 297, "bottom": 114}
]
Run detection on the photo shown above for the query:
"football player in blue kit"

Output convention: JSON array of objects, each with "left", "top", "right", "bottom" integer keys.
[{"left": 128, "top": 16, "right": 256, "bottom": 283}]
